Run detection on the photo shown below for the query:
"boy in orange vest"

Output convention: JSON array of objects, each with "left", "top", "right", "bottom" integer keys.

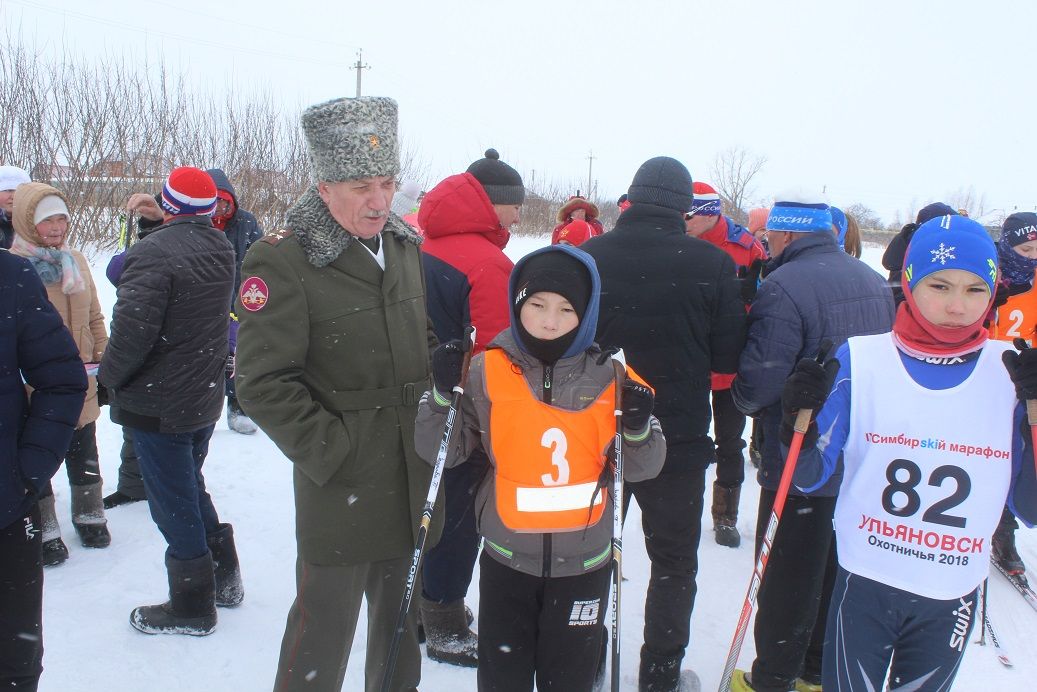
[{"left": 416, "top": 244, "right": 666, "bottom": 691}]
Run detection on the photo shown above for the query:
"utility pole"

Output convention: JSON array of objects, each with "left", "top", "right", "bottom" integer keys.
[
  {"left": 586, "top": 150, "right": 595, "bottom": 199},
  {"left": 353, "top": 50, "right": 371, "bottom": 98}
]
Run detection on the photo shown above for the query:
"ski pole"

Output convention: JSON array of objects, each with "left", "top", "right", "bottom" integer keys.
[
  {"left": 718, "top": 346, "right": 831, "bottom": 692},
  {"left": 609, "top": 357, "right": 626, "bottom": 692},
  {"left": 117, "top": 212, "right": 127, "bottom": 250},
  {"left": 380, "top": 326, "right": 475, "bottom": 692}
]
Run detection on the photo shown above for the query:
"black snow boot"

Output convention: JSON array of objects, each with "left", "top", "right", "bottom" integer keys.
[
  {"left": 419, "top": 597, "right": 478, "bottom": 667},
  {"left": 130, "top": 552, "right": 217, "bottom": 636},
  {"left": 39, "top": 494, "right": 68, "bottom": 567},
  {"left": 71, "top": 481, "right": 111, "bottom": 548},
  {"left": 993, "top": 515, "right": 1026, "bottom": 576},
  {"left": 712, "top": 481, "right": 741, "bottom": 548},
  {"left": 417, "top": 602, "right": 473, "bottom": 643},
  {"left": 639, "top": 646, "right": 682, "bottom": 692},
  {"left": 207, "top": 523, "right": 244, "bottom": 607}
]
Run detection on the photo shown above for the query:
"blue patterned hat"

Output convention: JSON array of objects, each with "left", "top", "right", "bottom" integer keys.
[{"left": 905, "top": 215, "right": 997, "bottom": 293}]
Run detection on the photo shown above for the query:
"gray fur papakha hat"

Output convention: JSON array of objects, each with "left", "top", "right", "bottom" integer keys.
[{"left": 301, "top": 96, "right": 400, "bottom": 183}]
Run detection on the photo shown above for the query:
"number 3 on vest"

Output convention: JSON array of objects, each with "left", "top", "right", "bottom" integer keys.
[{"left": 541, "top": 428, "right": 571, "bottom": 486}]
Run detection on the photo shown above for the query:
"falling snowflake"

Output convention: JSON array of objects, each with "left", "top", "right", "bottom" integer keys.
[{"left": 930, "top": 243, "right": 956, "bottom": 265}]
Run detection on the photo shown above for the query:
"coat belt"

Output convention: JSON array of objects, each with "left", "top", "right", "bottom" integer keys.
[{"left": 319, "top": 378, "right": 429, "bottom": 411}]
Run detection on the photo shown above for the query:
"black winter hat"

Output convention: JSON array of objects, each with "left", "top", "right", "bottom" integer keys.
[
  {"left": 1002, "top": 212, "right": 1037, "bottom": 248},
  {"left": 467, "top": 148, "right": 525, "bottom": 205},
  {"left": 915, "top": 202, "right": 957, "bottom": 225},
  {"left": 513, "top": 250, "right": 592, "bottom": 323},
  {"left": 626, "top": 156, "right": 694, "bottom": 214}
]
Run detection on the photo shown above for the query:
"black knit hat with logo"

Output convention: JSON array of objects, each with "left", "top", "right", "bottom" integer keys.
[
  {"left": 467, "top": 149, "right": 525, "bottom": 205},
  {"left": 512, "top": 249, "right": 592, "bottom": 363}
]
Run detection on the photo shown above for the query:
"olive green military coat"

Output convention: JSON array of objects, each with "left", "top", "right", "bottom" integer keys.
[{"left": 235, "top": 187, "right": 438, "bottom": 565}]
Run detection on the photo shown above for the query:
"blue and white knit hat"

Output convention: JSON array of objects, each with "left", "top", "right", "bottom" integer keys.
[
  {"left": 688, "top": 181, "right": 722, "bottom": 216},
  {"left": 767, "top": 192, "right": 833, "bottom": 233},
  {"left": 159, "top": 166, "right": 218, "bottom": 217},
  {"left": 905, "top": 215, "right": 998, "bottom": 293}
]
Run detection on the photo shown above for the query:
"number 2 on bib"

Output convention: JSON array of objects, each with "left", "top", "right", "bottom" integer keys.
[{"left": 540, "top": 428, "right": 571, "bottom": 486}]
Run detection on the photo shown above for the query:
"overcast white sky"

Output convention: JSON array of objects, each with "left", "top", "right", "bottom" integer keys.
[{"left": 3, "top": 0, "right": 1035, "bottom": 225}]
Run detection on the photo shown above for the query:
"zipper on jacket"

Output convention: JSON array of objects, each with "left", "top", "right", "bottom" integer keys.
[{"left": 542, "top": 362, "right": 554, "bottom": 577}]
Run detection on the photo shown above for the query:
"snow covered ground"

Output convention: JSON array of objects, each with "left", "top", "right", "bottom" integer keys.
[{"left": 36, "top": 238, "right": 1036, "bottom": 691}]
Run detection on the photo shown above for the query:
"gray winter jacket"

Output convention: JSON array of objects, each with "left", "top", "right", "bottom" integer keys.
[
  {"left": 415, "top": 330, "right": 666, "bottom": 578},
  {"left": 100, "top": 216, "right": 234, "bottom": 433},
  {"left": 732, "top": 231, "right": 894, "bottom": 495}
]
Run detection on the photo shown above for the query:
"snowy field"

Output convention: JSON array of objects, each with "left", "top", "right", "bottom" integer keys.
[{"left": 36, "top": 237, "right": 1037, "bottom": 691}]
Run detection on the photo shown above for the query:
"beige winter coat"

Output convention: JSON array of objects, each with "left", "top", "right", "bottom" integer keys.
[{"left": 12, "top": 183, "right": 106, "bottom": 428}]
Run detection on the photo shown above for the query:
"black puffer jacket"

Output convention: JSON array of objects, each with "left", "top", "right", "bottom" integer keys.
[
  {"left": 99, "top": 216, "right": 234, "bottom": 433},
  {"left": 580, "top": 202, "right": 747, "bottom": 466}
]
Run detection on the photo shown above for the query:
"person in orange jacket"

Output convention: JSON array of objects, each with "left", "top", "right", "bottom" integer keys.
[{"left": 989, "top": 211, "right": 1037, "bottom": 577}]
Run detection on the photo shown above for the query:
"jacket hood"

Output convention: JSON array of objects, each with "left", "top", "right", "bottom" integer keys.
[
  {"left": 205, "top": 168, "right": 237, "bottom": 204},
  {"left": 508, "top": 244, "right": 600, "bottom": 360},
  {"left": 418, "top": 173, "right": 509, "bottom": 248},
  {"left": 12, "top": 182, "right": 69, "bottom": 245}
]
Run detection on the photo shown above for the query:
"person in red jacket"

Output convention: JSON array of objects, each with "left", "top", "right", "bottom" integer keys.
[
  {"left": 415, "top": 148, "right": 523, "bottom": 667},
  {"left": 685, "top": 181, "right": 766, "bottom": 548},
  {"left": 551, "top": 195, "right": 604, "bottom": 246}
]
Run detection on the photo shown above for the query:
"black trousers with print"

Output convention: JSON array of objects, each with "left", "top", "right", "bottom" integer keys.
[
  {"left": 477, "top": 551, "right": 612, "bottom": 692},
  {"left": 0, "top": 503, "right": 43, "bottom": 691}
]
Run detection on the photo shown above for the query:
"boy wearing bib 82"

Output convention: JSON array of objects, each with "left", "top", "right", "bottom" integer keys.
[
  {"left": 784, "top": 215, "right": 1037, "bottom": 691},
  {"left": 415, "top": 244, "right": 666, "bottom": 691}
]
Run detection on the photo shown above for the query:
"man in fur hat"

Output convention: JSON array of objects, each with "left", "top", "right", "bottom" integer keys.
[{"left": 234, "top": 97, "right": 436, "bottom": 692}]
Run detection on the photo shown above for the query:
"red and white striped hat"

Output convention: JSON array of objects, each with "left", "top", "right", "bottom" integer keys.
[
  {"left": 159, "top": 167, "right": 217, "bottom": 217},
  {"left": 689, "top": 181, "right": 722, "bottom": 216}
]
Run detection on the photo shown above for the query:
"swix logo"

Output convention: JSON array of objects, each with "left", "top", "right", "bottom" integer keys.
[
  {"left": 568, "top": 599, "right": 601, "bottom": 627},
  {"left": 948, "top": 597, "right": 973, "bottom": 652},
  {"left": 23, "top": 516, "right": 35, "bottom": 541}
]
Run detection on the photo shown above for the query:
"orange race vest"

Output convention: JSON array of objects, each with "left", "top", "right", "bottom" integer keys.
[
  {"left": 990, "top": 281, "right": 1037, "bottom": 346},
  {"left": 484, "top": 349, "right": 620, "bottom": 533}
]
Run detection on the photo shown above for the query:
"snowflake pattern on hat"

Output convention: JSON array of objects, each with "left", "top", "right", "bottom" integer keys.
[{"left": 930, "top": 243, "right": 956, "bottom": 265}]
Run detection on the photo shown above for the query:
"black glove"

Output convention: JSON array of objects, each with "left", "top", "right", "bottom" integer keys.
[
  {"left": 96, "top": 382, "right": 109, "bottom": 407},
  {"left": 779, "top": 342, "right": 840, "bottom": 448},
  {"left": 432, "top": 340, "right": 466, "bottom": 394},
  {"left": 737, "top": 258, "right": 764, "bottom": 304},
  {"left": 621, "top": 380, "right": 654, "bottom": 432},
  {"left": 1003, "top": 338, "right": 1037, "bottom": 401}
]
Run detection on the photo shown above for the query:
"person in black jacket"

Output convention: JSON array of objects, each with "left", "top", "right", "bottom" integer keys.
[
  {"left": 126, "top": 168, "right": 263, "bottom": 434},
  {"left": 0, "top": 251, "right": 86, "bottom": 691},
  {"left": 580, "top": 156, "right": 747, "bottom": 691},
  {"left": 100, "top": 166, "right": 243, "bottom": 636}
]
